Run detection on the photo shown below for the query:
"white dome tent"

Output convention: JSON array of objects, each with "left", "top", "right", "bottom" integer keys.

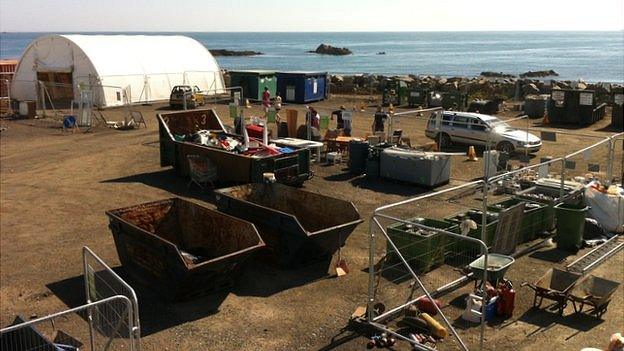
[{"left": 11, "top": 34, "right": 225, "bottom": 107}]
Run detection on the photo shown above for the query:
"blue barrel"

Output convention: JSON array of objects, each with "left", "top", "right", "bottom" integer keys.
[{"left": 348, "top": 140, "right": 369, "bottom": 175}]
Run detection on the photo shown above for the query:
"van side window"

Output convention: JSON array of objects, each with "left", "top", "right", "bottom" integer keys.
[
  {"left": 442, "top": 114, "right": 453, "bottom": 126},
  {"left": 452, "top": 116, "right": 469, "bottom": 129}
]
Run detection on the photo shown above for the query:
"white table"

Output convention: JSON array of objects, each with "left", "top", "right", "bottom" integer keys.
[{"left": 272, "top": 137, "right": 324, "bottom": 162}]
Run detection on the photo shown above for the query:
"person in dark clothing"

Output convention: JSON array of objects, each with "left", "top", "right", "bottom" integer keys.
[
  {"left": 331, "top": 105, "right": 347, "bottom": 129},
  {"left": 372, "top": 106, "right": 388, "bottom": 133}
]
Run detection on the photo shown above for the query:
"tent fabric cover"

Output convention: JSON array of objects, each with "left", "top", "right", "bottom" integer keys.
[{"left": 11, "top": 34, "right": 225, "bottom": 107}]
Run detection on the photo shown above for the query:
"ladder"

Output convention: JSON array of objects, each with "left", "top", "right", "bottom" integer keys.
[{"left": 566, "top": 235, "right": 624, "bottom": 275}]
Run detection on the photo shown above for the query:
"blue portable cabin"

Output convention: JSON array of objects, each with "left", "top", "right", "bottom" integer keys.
[{"left": 276, "top": 71, "right": 328, "bottom": 104}]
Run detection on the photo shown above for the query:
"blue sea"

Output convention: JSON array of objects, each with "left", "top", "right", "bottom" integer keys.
[{"left": 1, "top": 32, "right": 623, "bottom": 82}]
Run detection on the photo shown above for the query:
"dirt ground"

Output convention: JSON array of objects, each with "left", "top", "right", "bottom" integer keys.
[{"left": 1, "top": 95, "right": 622, "bottom": 351}]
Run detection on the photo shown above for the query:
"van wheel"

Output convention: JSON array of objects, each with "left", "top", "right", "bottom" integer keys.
[
  {"left": 496, "top": 141, "right": 515, "bottom": 154},
  {"left": 436, "top": 133, "right": 451, "bottom": 148}
]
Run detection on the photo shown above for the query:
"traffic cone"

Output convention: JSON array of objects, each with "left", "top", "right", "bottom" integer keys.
[
  {"left": 245, "top": 98, "right": 251, "bottom": 108},
  {"left": 467, "top": 146, "right": 478, "bottom": 161},
  {"left": 542, "top": 112, "right": 550, "bottom": 125}
]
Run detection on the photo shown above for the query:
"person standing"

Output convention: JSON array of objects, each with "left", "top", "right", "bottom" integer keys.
[
  {"left": 262, "top": 86, "right": 271, "bottom": 112},
  {"left": 274, "top": 92, "right": 282, "bottom": 112},
  {"left": 308, "top": 107, "right": 320, "bottom": 129},
  {"left": 332, "top": 105, "right": 346, "bottom": 129},
  {"left": 372, "top": 106, "right": 388, "bottom": 133}
]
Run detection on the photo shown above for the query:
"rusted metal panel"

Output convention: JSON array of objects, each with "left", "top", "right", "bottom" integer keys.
[
  {"left": 215, "top": 183, "right": 363, "bottom": 266},
  {"left": 106, "top": 198, "right": 265, "bottom": 300}
]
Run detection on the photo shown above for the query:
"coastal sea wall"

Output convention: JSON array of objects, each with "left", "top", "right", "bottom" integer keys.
[{"left": 324, "top": 74, "right": 622, "bottom": 102}]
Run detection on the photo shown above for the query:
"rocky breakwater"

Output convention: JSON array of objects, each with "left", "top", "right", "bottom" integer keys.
[{"left": 328, "top": 73, "right": 622, "bottom": 105}]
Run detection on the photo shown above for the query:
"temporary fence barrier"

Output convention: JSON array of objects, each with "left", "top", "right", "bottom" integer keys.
[
  {"left": 367, "top": 180, "right": 490, "bottom": 351},
  {"left": 0, "top": 246, "right": 140, "bottom": 351},
  {"left": 83, "top": 246, "right": 140, "bottom": 349},
  {"left": 0, "top": 296, "right": 135, "bottom": 351}
]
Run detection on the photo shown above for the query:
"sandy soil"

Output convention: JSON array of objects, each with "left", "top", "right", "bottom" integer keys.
[{"left": 1, "top": 96, "right": 622, "bottom": 351}]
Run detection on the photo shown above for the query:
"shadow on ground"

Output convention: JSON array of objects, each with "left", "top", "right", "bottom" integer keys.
[
  {"left": 46, "top": 267, "right": 228, "bottom": 336},
  {"left": 47, "top": 256, "right": 334, "bottom": 335},
  {"left": 515, "top": 306, "right": 604, "bottom": 338},
  {"left": 101, "top": 169, "right": 219, "bottom": 205},
  {"left": 233, "top": 256, "right": 334, "bottom": 298},
  {"left": 529, "top": 247, "right": 574, "bottom": 263},
  {"left": 350, "top": 177, "right": 432, "bottom": 197}
]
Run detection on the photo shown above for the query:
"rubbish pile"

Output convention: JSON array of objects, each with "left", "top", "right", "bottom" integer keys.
[{"left": 181, "top": 129, "right": 296, "bottom": 158}]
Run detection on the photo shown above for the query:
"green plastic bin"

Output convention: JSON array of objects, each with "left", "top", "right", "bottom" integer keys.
[
  {"left": 444, "top": 210, "right": 498, "bottom": 259},
  {"left": 554, "top": 203, "right": 590, "bottom": 251},
  {"left": 514, "top": 186, "right": 584, "bottom": 233},
  {"left": 488, "top": 198, "right": 548, "bottom": 242},
  {"left": 386, "top": 218, "right": 457, "bottom": 273}
]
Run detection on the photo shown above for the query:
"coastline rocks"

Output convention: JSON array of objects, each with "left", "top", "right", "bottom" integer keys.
[
  {"left": 523, "top": 83, "right": 540, "bottom": 95},
  {"left": 520, "top": 70, "right": 559, "bottom": 78},
  {"left": 326, "top": 73, "right": 624, "bottom": 101},
  {"left": 309, "top": 44, "right": 352, "bottom": 55},
  {"left": 210, "top": 49, "right": 263, "bottom": 56}
]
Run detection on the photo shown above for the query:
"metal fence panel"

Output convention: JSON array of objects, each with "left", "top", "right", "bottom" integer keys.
[
  {"left": 0, "top": 296, "right": 134, "bottom": 351},
  {"left": 367, "top": 181, "right": 490, "bottom": 351},
  {"left": 83, "top": 246, "right": 140, "bottom": 350}
]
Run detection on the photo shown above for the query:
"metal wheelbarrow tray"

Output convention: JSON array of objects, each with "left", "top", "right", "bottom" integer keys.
[
  {"left": 468, "top": 254, "right": 515, "bottom": 284},
  {"left": 568, "top": 275, "right": 620, "bottom": 318},
  {"left": 106, "top": 198, "right": 265, "bottom": 300},
  {"left": 215, "top": 183, "right": 364, "bottom": 267},
  {"left": 523, "top": 268, "right": 582, "bottom": 315}
]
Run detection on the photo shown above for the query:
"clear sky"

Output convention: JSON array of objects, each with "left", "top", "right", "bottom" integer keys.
[{"left": 1, "top": 0, "right": 623, "bottom": 32}]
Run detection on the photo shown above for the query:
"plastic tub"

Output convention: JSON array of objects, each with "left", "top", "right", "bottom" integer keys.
[{"left": 386, "top": 218, "right": 458, "bottom": 273}]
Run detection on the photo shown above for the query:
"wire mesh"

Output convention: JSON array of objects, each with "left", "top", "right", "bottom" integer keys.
[
  {"left": 0, "top": 296, "right": 134, "bottom": 351},
  {"left": 83, "top": 246, "right": 140, "bottom": 350},
  {"left": 368, "top": 181, "right": 490, "bottom": 351}
]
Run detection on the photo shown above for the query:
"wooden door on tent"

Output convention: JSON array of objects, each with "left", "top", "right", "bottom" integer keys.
[{"left": 37, "top": 72, "right": 73, "bottom": 106}]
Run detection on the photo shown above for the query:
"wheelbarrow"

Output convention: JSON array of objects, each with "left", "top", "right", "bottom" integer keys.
[
  {"left": 522, "top": 268, "right": 581, "bottom": 315},
  {"left": 568, "top": 275, "right": 620, "bottom": 318},
  {"left": 468, "top": 254, "right": 514, "bottom": 290}
]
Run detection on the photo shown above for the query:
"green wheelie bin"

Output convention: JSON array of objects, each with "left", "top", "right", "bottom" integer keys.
[{"left": 554, "top": 203, "right": 590, "bottom": 251}]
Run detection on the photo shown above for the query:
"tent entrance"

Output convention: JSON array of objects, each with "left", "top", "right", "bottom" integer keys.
[{"left": 37, "top": 71, "right": 73, "bottom": 107}]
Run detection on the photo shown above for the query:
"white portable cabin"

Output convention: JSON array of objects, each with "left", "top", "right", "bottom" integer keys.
[{"left": 11, "top": 34, "right": 225, "bottom": 107}]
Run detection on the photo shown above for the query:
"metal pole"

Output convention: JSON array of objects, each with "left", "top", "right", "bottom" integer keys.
[
  {"left": 560, "top": 158, "right": 566, "bottom": 198},
  {"left": 307, "top": 107, "right": 311, "bottom": 141},
  {"left": 83, "top": 248, "right": 96, "bottom": 350},
  {"left": 367, "top": 217, "right": 376, "bottom": 322},
  {"left": 606, "top": 138, "right": 614, "bottom": 186},
  {"left": 525, "top": 112, "right": 529, "bottom": 163}
]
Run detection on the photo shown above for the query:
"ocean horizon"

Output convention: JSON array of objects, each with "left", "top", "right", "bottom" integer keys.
[{"left": 2, "top": 31, "right": 623, "bottom": 83}]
